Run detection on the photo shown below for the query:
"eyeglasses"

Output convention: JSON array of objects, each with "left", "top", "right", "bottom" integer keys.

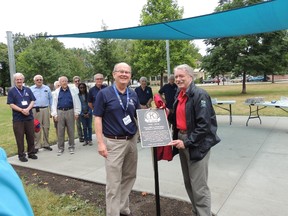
[
  {"left": 74, "top": 80, "right": 80, "bottom": 83},
  {"left": 36, "top": 79, "right": 43, "bottom": 81},
  {"left": 115, "top": 70, "right": 131, "bottom": 74},
  {"left": 95, "top": 78, "right": 103, "bottom": 80}
]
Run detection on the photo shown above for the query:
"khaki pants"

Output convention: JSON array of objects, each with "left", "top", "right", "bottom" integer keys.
[
  {"left": 105, "top": 135, "right": 138, "bottom": 216},
  {"left": 33, "top": 107, "right": 50, "bottom": 149},
  {"left": 57, "top": 109, "right": 75, "bottom": 151}
]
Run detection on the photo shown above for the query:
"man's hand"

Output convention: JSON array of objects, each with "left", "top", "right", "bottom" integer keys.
[
  {"left": 168, "top": 139, "right": 185, "bottom": 149},
  {"left": 98, "top": 142, "right": 108, "bottom": 158}
]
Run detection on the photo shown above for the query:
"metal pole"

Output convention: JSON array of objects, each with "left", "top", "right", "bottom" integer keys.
[
  {"left": 166, "top": 40, "right": 171, "bottom": 77},
  {"left": 153, "top": 147, "right": 161, "bottom": 216},
  {"left": 6, "top": 31, "right": 16, "bottom": 87}
]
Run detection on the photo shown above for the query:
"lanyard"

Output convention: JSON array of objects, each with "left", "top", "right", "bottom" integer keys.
[
  {"left": 15, "top": 86, "right": 26, "bottom": 100},
  {"left": 113, "top": 84, "right": 129, "bottom": 112}
]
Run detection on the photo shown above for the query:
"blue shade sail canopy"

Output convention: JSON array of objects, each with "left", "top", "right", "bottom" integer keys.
[{"left": 48, "top": 0, "right": 288, "bottom": 40}]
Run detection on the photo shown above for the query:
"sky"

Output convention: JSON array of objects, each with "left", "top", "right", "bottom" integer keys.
[{"left": 0, "top": 0, "right": 219, "bottom": 55}]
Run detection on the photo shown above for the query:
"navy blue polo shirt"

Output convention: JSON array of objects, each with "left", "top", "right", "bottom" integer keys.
[
  {"left": 88, "top": 84, "right": 107, "bottom": 108},
  {"left": 7, "top": 86, "right": 36, "bottom": 122},
  {"left": 57, "top": 87, "right": 73, "bottom": 109},
  {"left": 134, "top": 86, "right": 153, "bottom": 105},
  {"left": 93, "top": 86, "right": 140, "bottom": 136},
  {"left": 158, "top": 83, "right": 178, "bottom": 109}
]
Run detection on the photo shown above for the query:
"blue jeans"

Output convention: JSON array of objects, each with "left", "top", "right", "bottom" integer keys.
[{"left": 80, "top": 114, "right": 92, "bottom": 141}]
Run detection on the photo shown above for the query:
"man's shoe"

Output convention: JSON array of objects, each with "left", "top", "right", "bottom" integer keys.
[
  {"left": 120, "top": 213, "right": 133, "bottom": 216},
  {"left": 69, "top": 149, "right": 75, "bottom": 154},
  {"left": 83, "top": 141, "right": 88, "bottom": 146},
  {"left": 57, "top": 150, "right": 64, "bottom": 156},
  {"left": 88, "top": 140, "right": 93, "bottom": 146},
  {"left": 19, "top": 157, "right": 28, "bottom": 162},
  {"left": 33, "top": 149, "right": 39, "bottom": 154},
  {"left": 79, "top": 138, "right": 85, "bottom": 142},
  {"left": 43, "top": 146, "right": 53, "bottom": 151},
  {"left": 28, "top": 154, "right": 38, "bottom": 159}
]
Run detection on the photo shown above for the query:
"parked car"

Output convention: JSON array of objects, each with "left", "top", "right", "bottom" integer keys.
[
  {"left": 247, "top": 76, "right": 270, "bottom": 82},
  {"left": 202, "top": 78, "right": 216, "bottom": 84}
]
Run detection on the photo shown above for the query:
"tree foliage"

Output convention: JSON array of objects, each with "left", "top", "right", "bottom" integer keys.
[
  {"left": 132, "top": 0, "right": 200, "bottom": 84},
  {"left": 202, "top": 0, "right": 288, "bottom": 93},
  {"left": 15, "top": 34, "right": 93, "bottom": 85},
  {"left": 0, "top": 43, "right": 10, "bottom": 94}
]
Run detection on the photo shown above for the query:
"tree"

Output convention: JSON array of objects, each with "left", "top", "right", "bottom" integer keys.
[
  {"left": 202, "top": 0, "right": 288, "bottom": 94},
  {"left": 132, "top": 0, "right": 200, "bottom": 86},
  {"left": 0, "top": 43, "right": 10, "bottom": 94},
  {"left": 89, "top": 22, "right": 119, "bottom": 84},
  {"left": 16, "top": 37, "right": 92, "bottom": 85}
]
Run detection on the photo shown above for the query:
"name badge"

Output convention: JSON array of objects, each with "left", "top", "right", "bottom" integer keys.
[
  {"left": 21, "top": 101, "right": 28, "bottom": 106},
  {"left": 123, "top": 115, "right": 132, "bottom": 125}
]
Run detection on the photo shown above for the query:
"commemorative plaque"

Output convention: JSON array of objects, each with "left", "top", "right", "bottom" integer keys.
[{"left": 136, "top": 109, "right": 172, "bottom": 148}]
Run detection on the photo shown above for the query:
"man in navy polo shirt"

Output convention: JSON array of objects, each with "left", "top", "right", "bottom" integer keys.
[
  {"left": 88, "top": 73, "right": 106, "bottom": 110},
  {"left": 51, "top": 76, "right": 81, "bottom": 156},
  {"left": 7, "top": 73, "right": 38, "bottom": 162},
  {"left": 158, "top": 75, "right": 178, "bottom": 111},
  {"left": 134, "top": 76, "right": 153, "bottom": 109},
  {"left": 94, "top": 62, "right": 140, "bottom": 216}
]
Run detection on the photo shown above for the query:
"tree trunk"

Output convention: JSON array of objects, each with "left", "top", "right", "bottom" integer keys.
[{"left": 241, "top": 72, "right": 247, "bottom": 94}]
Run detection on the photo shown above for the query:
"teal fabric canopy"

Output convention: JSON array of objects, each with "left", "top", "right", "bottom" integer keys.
[{"left": 49, "top": 0, "right": 288, "bottom": 40}]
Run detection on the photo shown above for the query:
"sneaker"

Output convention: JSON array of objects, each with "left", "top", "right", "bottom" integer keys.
[
  {"left": 83, "top": 141, "right": 88, "bottom": 146},
  {"left": 88, "top": 141, "right": 93, "bottom": 146},
  {"left": 19, "top": 157, "right": 28, "bottom": 162},
  {"left": 28, "top": 154, "right": 38, "bottom": 159},
  {"left": 57, "top": 150, "right": 64, "bottom": 156},
  {"left": 69, "top": 149, "right": 75, "bottom": 154}
]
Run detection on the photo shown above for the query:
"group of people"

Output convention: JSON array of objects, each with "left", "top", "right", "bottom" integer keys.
[
  {"left": 7, "top": 62, "right": 220, "bottom": 216},
  {"left": 7, "top": 72, "right": 107, "bottom": 159}
]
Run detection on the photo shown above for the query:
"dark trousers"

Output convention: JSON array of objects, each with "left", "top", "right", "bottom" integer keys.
[{"left": 13, "top": 120, "right": 35, "bottom": 158}]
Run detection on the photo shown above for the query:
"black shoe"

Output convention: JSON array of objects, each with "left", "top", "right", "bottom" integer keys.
[
  {"left": 19, "top": 157, "right": 28, "bottom": 162},
  {"left": 33, "top": 149, "right": 39, "bottom": 154},
  {"left": 120, "top": 213, "right": 133, "bottom": 216},
  {"left": 43, "top": 146, "right": 53, "bottom": 151},
  {"left": 28, "top": 154, "right": 38, "bottom": 159},
  {"left": 79, "top": 138, "right": 85, "bottom": 142}
]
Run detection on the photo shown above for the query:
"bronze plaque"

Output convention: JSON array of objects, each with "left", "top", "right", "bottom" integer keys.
[{"left": 136, "top": 109, "right": 172, "bottom": 148}]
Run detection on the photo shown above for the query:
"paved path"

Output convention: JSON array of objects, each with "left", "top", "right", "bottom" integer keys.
[{"left": 8, "top": 115, "right": 288, "bottom": 216}]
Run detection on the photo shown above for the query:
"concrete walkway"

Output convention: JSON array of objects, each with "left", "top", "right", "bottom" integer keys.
[{"left": 8, "top": 115, "right": 288, "bottom": 216}]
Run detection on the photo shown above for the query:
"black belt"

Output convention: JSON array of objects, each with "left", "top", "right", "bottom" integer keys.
[
  {"left": 105, "top": 135, "right": 133, "bottom": 140},
  {"left": 34, "top": 106, "right": 48, "bottom": 109},
  {"left": 179, "top": 130, "right": 187, "bottom": 134},
  {"left": 58, "top": 107, "right": 73, "bottom": 111}
]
